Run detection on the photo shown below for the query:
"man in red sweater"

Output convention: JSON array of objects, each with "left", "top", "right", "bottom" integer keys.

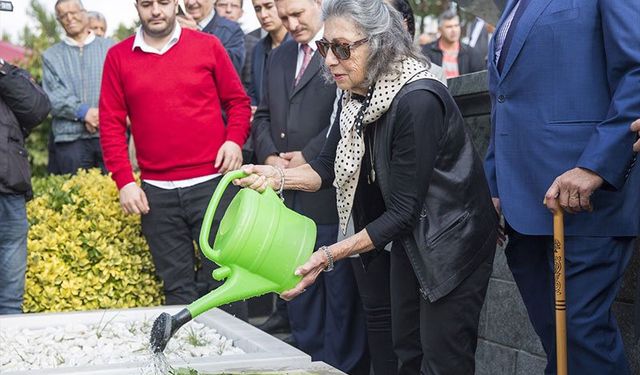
[{"left": 99, "top": 0, "right": 251, "bottom": 315}]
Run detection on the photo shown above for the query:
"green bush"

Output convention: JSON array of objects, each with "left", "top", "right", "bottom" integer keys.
[{"left": 24, "top": 169, "right": 163, "bottom": 312}]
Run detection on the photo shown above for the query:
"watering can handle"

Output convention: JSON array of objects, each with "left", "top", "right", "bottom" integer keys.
[{"left": 199, "top": 170, "right": 248, "bottom": 260}]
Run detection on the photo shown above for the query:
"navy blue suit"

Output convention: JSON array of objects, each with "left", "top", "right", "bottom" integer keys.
[{"left": 485, "top": 0, "right": 640, "bottom": 373}]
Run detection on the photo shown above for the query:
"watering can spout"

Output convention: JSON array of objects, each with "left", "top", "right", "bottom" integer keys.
[
  {"left": 149, "top": 268, "right": 278, "bottom": 353},
  {"left": 186, "top": 266, "right": 278, "bottom": 318}
]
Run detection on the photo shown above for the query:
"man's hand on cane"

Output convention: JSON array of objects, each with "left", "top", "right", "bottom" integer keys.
[{"left": 544, "top": 167, "right": 603, "bottom": 214}]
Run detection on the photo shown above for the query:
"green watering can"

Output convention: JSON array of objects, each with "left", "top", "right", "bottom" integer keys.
[{"left": 150, "top": 170, "right": 316, "bottom": 352}]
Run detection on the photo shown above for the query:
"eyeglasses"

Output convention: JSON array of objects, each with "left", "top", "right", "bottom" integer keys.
[
  {"left": 315, "top": 37, "right": 368, "bottom": 61},
  {"left": 56, "top": 9, "right": 85, "bottom": 21}
]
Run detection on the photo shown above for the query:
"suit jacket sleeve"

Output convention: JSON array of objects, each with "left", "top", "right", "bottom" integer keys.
[
  {"left": 210, "top": 37, "right": 251, "bottom": 147},
  {"left": 225, "top": 23, "right": 246, "bottom": 75},
  {"left": 251, "top": 52, "right": 279, "bottom": 163},
  {"left": 247, "top": 41, "right": 259, "bottom": 106},
  {"left": 575, "top": 1, "right": 640, "bottom": 190}
]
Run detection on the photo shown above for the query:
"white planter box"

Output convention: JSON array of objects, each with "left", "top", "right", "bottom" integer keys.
[{"left": 0, "top": 306, "right": 318, "bottom": 375}]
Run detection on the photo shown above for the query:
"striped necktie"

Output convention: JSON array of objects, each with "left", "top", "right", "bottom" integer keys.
[{"left": 295, "top": 44, "right": 313, "bottom": 86}]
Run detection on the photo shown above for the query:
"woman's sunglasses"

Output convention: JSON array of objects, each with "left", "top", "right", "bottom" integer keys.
[{"left": 315, "top": 38, "right": 369, "bottom": 61}]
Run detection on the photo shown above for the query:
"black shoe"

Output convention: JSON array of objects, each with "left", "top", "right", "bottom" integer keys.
[{"left": 256, "top": 312, "right": 290, "bottom": 334}]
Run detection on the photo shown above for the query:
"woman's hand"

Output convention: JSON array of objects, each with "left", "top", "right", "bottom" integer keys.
[
  {"left": 233, "top": 164, "right": 281, "bottom": 192},
  {"left": 280, "top": 249, "right": 329, "bottom": 301}
]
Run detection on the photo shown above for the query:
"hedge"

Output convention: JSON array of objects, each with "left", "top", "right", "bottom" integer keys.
[{"left": 24, "top": 169, "right": 163, "bottom": 312}]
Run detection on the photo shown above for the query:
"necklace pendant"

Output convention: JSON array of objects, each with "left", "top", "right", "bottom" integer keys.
[{"left": 369, "top": 169, "right": 376, "bottom": 184}]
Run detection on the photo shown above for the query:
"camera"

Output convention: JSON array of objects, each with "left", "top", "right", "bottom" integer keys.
[{"left": 0, "top": 1, "right": 13, "bottom": 12}]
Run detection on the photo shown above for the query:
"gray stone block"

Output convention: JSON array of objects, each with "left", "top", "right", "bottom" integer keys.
[
  {"left": 617, "top": 248, "right": 639, "bottom": 303},
  {"left": 515, "top": 351, "right": 546, "bottom": 375},
  {"left": 449, "top": 71, "right": 489, "bottom": 97},
  {"left": 484, "top": 279, "right": 545, "bottom": 356},
  {"left": 479, "top": 296, "right": 489, "bottom": 338},
  {"left": 465, "top": 115, "right": 492, "bottom": 156},
  {"left": 613, "top": 301, "right": 640, "bottom": 374},
  {"left": 491, "top": 245, "right": 514, "bottom": 282},
  {"left": 475, "top": 339, "right": 516, "bottom": 375}
]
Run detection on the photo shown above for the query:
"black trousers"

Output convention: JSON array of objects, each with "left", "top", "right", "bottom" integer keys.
[
  {"left": 355, "top": 243, "right": 493, "bottom": 375},
  {"left": 141, "top": 178, "right": 248, "bottom": 320},
  {"left": 352, "top": 251, "right": 397, "bottom": 374},
  {"left": 53, "top": 138, "right": 106, "bottom": 175}
]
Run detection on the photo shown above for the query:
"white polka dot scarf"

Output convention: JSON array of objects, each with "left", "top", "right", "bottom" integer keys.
[{"left": 334, "top": 57, "right": 438, "bottom": 234}]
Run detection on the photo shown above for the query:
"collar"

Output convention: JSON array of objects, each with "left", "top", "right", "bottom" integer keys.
[
  {"left": 62, "top": 30, "right": 96, "bottom": 47},
  {"left": 198, "top": 9, "right": 216, "bottom": 30},
  {"left": 133, "top": 22, "right": 182, "bottom": 55},
  {"left": 299, "top": 26, "right": 324, "bottom": 53}
]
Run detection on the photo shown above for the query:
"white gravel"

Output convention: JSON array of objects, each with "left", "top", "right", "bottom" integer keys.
[{"left": 0, "top": 315, "right": 244, "bottom": 372}]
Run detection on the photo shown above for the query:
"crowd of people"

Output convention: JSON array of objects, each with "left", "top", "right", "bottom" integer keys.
[{"left": 1, "top": 0, "right": 639, "bottom": 374}]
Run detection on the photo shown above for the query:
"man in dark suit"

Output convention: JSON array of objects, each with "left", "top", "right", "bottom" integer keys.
[
  {"left": 214, "top": 0, "right": 260, "bottom": 96},
  {"left": 213, "top": 0, "right": 260, "bottom": 164},
  {"left": 248, "top": 0, "right": 289, "bottom": 106},
  {"left": 180, "top": 0, "right": 245, "bottom": 74},
  {"left": 251, "top": 0, "right": 368, "bottom": 373},
  {"left": 421, "top": 10, "right": 485, "bottom": 78},
  {"left": 485, "top": 0, "right": 640, "bottom": 373}
]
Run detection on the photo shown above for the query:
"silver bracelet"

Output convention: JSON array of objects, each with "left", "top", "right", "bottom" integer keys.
[
  {"left": 319, "top": 246, "right": 334, "bottom": 272},
  {"left": 274, "top": 165, "right": 285, "bottom": 201}
]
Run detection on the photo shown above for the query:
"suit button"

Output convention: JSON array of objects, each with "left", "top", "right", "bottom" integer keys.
[
  {"left": 280, "top": 132, "right": 286, "bottom": 139},
  {"left": 497, "top": 95, "right": 505, "bottom": 103}
]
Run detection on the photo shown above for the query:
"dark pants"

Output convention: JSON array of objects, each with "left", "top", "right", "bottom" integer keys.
[
  {"left": 53, "top": 138, "right": 106, "bottom": 175},
  {"left": 141, "top": 178, "right": 248, "bottom": 320},
  {"left": 352, "top": 251, "right": 397, "bottom": 374},
  {"left": 355, "top": 242, "right": 492, "bottom": 375},
  {"left": 287, "top": 224, "right": 369, "bottom": 375},
  {"left": 505, "top": 227, "right": 633, "bottom": 374}
]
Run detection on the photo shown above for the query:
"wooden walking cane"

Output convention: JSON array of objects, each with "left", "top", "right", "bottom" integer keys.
[{"left": 553, "top": 209, "right": 568, "bottom": 375}]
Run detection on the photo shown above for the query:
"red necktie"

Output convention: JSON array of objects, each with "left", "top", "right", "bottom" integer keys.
[{"left": 295, "top": 44, "right": 313, "bottom": 86}]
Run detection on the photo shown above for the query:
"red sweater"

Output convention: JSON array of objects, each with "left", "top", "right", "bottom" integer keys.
[{"left": 99, "top": 29, "right": 251, "bottom": 189}]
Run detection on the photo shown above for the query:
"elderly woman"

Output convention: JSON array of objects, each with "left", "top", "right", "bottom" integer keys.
[{"left": 236, "top": 0, "right": 497, "bottom": 373}]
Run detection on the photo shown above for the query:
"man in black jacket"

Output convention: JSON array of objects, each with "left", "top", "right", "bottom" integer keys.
[
  {"left": 0, "top": 59, "right": 51, "bottom": 314},
  {"left": 421, "top": 10, "right": 485, "bottom": 78}
]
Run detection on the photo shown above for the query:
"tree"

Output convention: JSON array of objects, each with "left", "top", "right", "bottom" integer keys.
[
  {"left": 16, "top": 0, "right": 60, "bottom": 176},
  {"left": 408, "top": 0, "right": 452, "bottom": 33},
  {"left": 112, "top": 22, "right": 137, "bottom": 41}
]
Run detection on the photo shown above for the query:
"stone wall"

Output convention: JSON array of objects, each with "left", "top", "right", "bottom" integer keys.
[{"left": 449, "top": 71, "right": 640, "bottom": 374}]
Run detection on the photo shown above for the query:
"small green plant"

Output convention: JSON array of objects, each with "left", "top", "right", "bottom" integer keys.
[{"left": 185, "top": 327, "right": 210, "bottom": 347}]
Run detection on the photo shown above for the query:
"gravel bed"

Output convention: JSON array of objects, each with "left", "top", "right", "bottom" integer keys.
[{"left": 0, "top": 315, "right": 244, "bottom": 372}]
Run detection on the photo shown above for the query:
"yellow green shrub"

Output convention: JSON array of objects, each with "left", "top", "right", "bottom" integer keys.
[{"left": 24, "top": 169, "right": 163, "bottom": 312}]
